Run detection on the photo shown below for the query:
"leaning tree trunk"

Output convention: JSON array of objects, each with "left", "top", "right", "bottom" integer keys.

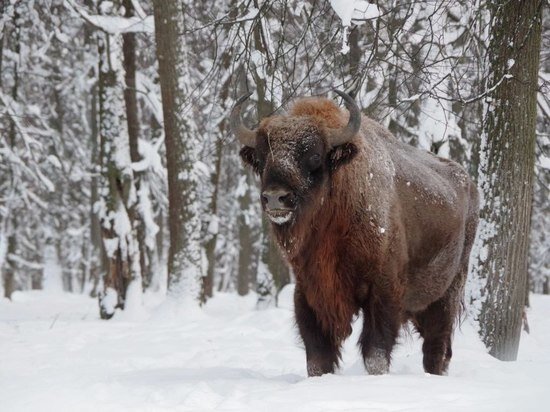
[
  {"left": 153, "top": 0, "right": 205, "bottom": 302},
  {"left": 97, "top": 1, "right": 142, "bottom": 318},
  {"left": 472, "top": 0, "right": 543, "bottom": 361}
]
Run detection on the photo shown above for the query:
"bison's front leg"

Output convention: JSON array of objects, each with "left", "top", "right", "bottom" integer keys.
[
  {"left": 294, "top": 286, "right": 341, "bottom": 377},
  {"left": 358, "top": 288, "right": 401, "bottom": 375}
]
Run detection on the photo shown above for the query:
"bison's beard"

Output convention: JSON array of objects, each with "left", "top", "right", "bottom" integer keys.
[{"left": 267, "top": 189, "right": 327, "bottom": 259}]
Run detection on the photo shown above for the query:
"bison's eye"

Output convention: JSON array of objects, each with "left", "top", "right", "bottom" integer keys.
[{"left": 307, "top": 153, "right": 322, "bottom": 171}]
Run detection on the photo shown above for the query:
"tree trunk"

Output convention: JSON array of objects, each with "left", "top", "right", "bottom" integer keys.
[
  {"left": 89, "top": 82, "right": 105, "bottom": 297},
  {"left": 3, "top": 222, "right": 16, "bottom": 298},
  {"left": 202, "top": 140, "right": 221, "bottom": 300},
  {"left": 346, "top": 25, "right": 361, "bottom": 96},
  {"left": 201, "top": 1, "right": 240, "bottom": 300},
  {"left": 473, "top": 0, "right": 543, "bottom": 361},
  {"left": 122, "top": 0, "right": 149, "bottom": 290},
  {"left": 153, "top": 0, "right": 205, "bottom": 301},
  {"left": 237, "top": 171, "right": 259, "bottom": 296},
  {"left": 2, "top": 5, "right": 20, "bottom": 299},
  {"left": 97, "top": 0, "right": 142, "bottom": 318}
]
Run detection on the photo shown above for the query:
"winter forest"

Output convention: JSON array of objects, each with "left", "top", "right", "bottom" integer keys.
[{"left": 1, "top": 0, "right": 549, "bottom": 410}]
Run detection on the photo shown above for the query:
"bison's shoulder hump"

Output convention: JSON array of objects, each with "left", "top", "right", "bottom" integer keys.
[{"left": 290, "top": 98, "right": 346, "bottom": 129}]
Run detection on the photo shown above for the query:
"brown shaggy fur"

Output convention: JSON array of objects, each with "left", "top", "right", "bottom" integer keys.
[
  {"left": 239, "top": 96, "right": 479, "bottom": 377},
  {"left": 291, "top": 98, "right": 347, "bottom": 128}
]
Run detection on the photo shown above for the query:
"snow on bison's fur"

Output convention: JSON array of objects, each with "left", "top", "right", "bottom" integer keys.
[{"left": 231, "top": 90, "right": 479, "bottom": 377}]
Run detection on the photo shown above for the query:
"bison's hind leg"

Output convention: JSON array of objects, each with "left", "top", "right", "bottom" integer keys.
[
  {"left": 413, "top": 302, "right": 451, "bottom": 375},
  {"left": 415, "top": 191, "right": 478, "bottom": 375},
  {"left": 413, "top": 271, "right": 464, "bottom": 375}
]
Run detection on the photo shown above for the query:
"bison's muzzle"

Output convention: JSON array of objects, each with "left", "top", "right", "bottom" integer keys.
[{"left": 262, "top": 188, "right": 296, "bottom": 224}]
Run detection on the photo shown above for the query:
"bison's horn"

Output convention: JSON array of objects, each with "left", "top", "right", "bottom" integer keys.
[
  {"left": 230, "top": 92, "right": 257, "bottom": 148},
  {"left": 326, "top": 90, "right": 361, "bottom": 147}
]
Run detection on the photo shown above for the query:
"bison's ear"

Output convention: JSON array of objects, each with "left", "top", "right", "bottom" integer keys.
[
  {"left": 327, "top": 142, "right": 358, "bottom": 171},
  {"left": 240, "top": 146, "right": 262, "bottom": 174}
]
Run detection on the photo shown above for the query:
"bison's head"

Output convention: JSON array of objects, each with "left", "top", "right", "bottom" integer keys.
[{"left": 231, "top": 90, "right": 361, "bottom": 226}]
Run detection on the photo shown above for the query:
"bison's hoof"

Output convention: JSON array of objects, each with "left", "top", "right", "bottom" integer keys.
[
  {"left": 307, "top": 363, "right": 323, "bottom": 377},
  {"left": 307, "top": 360, "right": 333, "bottom": 377},
  {"left": 364, "top": 347, "right": 389, "bottom": 375}
]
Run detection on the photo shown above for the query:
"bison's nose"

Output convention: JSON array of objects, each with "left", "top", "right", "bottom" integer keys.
[{"left": 262, "top": 189, "right": 293, "bottom": 210}]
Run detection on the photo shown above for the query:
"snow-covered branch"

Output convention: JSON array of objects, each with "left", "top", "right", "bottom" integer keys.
[{"left": 64, "top": 0, "right": 154, "bottom": 34}]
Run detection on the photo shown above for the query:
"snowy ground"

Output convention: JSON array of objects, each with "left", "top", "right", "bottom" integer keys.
[{"left": 1, "top": 287, "right": 548, "bottom": 412}]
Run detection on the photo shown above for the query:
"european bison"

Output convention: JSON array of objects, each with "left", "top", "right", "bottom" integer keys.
[{"left": 231, "top": 90, "right": 479, "bottom": 376}]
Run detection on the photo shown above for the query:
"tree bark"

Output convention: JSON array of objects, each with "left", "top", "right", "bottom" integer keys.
[
  {"left": 153, "top": 0, "right": 205, "bottom": 301},
  {"left": 89, "top": 82, "right": 105, "bottom": 297},
  {"left": 2, "top": 5, "right": 20, "bottom": 299},
  {"left": 97, "top": 0, "right": 142, "bottom": 318},
  {"left": 122, "top": 0, "right": 149, "bottom": 290},
  {"left": 474, "top": 0, "right": 543, "bottom": 361},
  {"left": 3, "top": 223, "right": 16, "bottom": 298},
  {"left": 237, "top": 171, "right": 258, "bottom": 296},
  {"left": 203, "top": 141, "right": 221, "bottom": 300}
]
